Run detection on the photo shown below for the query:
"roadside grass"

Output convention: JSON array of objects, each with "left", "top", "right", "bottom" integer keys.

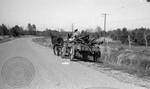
[
  {"left": 105, "top": 42, "right": 150, "bottom": 52},
  {"left": 0, "top": 38, "right": 11, "bottom": 43},
  {"left": 99, "top": 42, "right": 150, "bottom": 78},
  {"left": 32, "top": 37, "right": 52, "bottom": 47},
  {"left": 33, "top": 37, "right": 150, "bottom": 78},
  {"left": 0, "top": 36, "right": 13, "bottom": 43},
  {"left": 0, "top": 35, "right": 31, "bottom": 44}
]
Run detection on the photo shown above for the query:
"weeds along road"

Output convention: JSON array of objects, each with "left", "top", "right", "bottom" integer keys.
[{"left": 0, "top": 37, "right": 147, "bottom": 89}]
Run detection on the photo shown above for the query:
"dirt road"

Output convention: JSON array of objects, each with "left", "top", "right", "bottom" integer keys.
[{"left": 0, "top": 37, "right": 147, "bottom": 89}]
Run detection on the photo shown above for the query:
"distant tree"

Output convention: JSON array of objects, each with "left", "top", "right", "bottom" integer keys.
[
  {"left": 120, "top": 27, "right": 128, "bottom": 44},
  {"left": 116, "top": 28, "right": 122, "bottom": 40},
  {"left": 105, "top": 27, "right": 150, "bottom": 46},
  {"left": 134, "top": 27, "right": 146, "bottom": 45},
  {"left": 95, "top": 26, "right": 102, "bottom": 32},
  {"left": 43, "top": 29, "right": 52, "bottom": 36},
  {"left": 32, "top": 24, "right": 36, "bottom": 35},
  {"left": 0, "top": 25, "right": 4, "bottom": 35},
  {"left": 10, "top": 25, "right": 23, "bottom": 37},
  {"left": 28, "top": 23, "right": 32, "bottom": 31},
  {"left": 27, "top": 23, "right": 36, "bottom": 35},
  {"left": 32, "top": 24, "right": 36, "bottom": 31},
  {"left": 0, "top": 24, "right": 9, "bottom": 35},
  {"left": 94, "top": 26, "right": 103, "bottom": 38},
  {"left": 2, "top": 24, "right": 9, "bottom": 35},
  {"left": 108, "top": 28, "right": 122, "bottom": 41}
]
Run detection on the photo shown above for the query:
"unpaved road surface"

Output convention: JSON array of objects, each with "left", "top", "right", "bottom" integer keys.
[{"left": 0, "top": 37, "right": 147, "bottom": 89}]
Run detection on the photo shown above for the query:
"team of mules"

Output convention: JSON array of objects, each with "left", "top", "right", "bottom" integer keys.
[{"left": 50, "top": 35, "right": 64, "bottom": 56}]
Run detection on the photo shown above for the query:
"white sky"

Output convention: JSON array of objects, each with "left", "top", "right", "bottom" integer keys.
[{"left": 0, "top": 0, "right": 150, "bottom": 31}]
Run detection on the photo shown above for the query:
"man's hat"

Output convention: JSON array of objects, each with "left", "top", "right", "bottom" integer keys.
[{"left": 74, "top": 29, "right": 78, "bottom": 32}]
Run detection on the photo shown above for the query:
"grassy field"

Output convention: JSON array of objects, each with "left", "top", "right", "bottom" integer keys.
[
  {"left": 99, "top": 42, "right": 150, "bottom": 78},
  {"left": 32, "top": 37, "right": 52, "bottom": 47},
  {"left": 33, "top": 37, "right": 150, "bottom": 78}
]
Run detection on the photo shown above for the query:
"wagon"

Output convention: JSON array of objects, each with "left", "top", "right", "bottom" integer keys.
[{"left": 61, "top": 36, "right": 101, "bottom": 62}]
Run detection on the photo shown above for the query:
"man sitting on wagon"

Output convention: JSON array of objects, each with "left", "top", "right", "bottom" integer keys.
[
  {"left": 61, "top": 29, "right": 81, "bottom": 58},
  {"left": 72, "top": 29, "right": 80, "bottom": 39},
  {"left": 69, "top": 29, "right": 80, "bottom": 41}
]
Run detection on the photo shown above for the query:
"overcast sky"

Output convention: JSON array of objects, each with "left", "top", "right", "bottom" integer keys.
[{"left": 0, "top": 0, "right": 150, "bottom": 31}]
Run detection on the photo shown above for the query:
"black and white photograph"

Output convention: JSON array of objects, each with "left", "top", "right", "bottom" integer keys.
[{"left": 0, "top": 0, "right": 150, "bottom": 89}]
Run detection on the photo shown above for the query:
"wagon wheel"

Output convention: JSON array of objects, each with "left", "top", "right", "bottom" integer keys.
[
  {"left": 54, "top": 46, "right": 61, "bottom": 56},
  {"left": 145, "top": 64, "right": 150, "bottom": 75},
  {"left": 53, "top": 46, "right": 57, "bottom": 55},
  {"left": 57, "top": 47, "right": 62, "bottom": 56}
]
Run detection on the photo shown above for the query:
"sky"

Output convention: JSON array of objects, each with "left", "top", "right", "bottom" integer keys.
[{"left": 0, "top": 0, "right": 150, "bottom": 31}]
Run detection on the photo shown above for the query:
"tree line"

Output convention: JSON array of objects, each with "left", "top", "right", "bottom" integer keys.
[
  {"left": 0, "top": 23, "right": 37, "bottom": 37},
  {"left": 108, "top": 27, "right": 150, "bottom": 46},
  {"left": 0, "top": 24, "right": 150, "bottom": 46}
]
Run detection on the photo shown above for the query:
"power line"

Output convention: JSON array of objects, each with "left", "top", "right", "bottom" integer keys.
[{"left": 71, "top": 24, "right": 74, "bottom": 32}]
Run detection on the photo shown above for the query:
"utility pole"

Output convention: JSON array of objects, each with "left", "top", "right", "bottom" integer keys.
[
  {"left": 102, "top": 13, "right": 108, "bottom": 35},
  {"left": 71, "top": 24, "right": 74, "bottom": 32},
  {"left": 102, "top": 13, "right": 108, "bottom": 44}
]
